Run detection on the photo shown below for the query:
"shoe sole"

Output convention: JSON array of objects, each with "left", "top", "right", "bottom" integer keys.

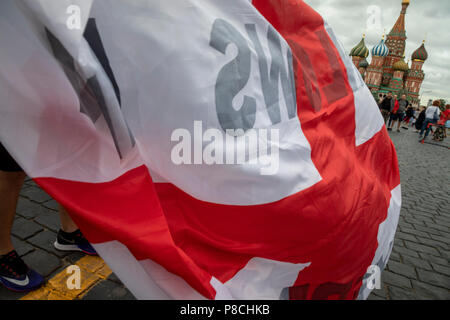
[
  {"left": 0, "top": 277, "right": 44, "bottom": 293},
  {"left": 54, "top": 241, "right": 97, "bottom": 256}
]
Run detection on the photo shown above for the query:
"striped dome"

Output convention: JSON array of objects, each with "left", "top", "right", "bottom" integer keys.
[
  {"left": 371, "top": 39, "right": 389, "bottom": 57},
  {"left": 350, "top": 37, "right": 369, "bottom": 58},
  {"left": 359, "top": 58, "right": 369, "bottom": 68},
  {"left": 412, "top": 42, "right": 428, "bottom": 61},
  {"left": 393, "top": 60, "right": 409, "bottom": 72}
]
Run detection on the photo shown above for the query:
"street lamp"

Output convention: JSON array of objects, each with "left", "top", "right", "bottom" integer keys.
[{"left": 419, "top": 90, "right": 432, "bottom": 106}]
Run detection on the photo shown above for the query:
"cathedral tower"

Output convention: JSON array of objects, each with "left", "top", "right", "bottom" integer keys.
[
  {"left": 365, "top": 37, "right": 389, "bottom": 96},
  {"left": 381, "top": 0, "right": 410, "bottom": 88},
  {"left": 405, "top": 41, "right": 428, "bottom": 106}
]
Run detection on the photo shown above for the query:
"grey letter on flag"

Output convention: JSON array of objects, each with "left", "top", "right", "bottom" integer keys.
[{"left": 45, "top": 20, "right": 135, "bottom": 159}]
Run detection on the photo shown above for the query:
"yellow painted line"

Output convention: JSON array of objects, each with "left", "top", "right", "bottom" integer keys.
[{"left": 20, "top": 255, "right": 112, "bottom": 300}]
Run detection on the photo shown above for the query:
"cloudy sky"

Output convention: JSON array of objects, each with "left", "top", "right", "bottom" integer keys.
[{"left": 303, "top": 0, "right": 450, "bottom": 105}]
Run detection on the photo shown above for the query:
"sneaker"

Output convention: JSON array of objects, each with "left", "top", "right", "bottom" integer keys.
[
  {"left": 54, "top": 229, "right": 97, "bottom": 255},
  {"left": 397, "top": 129, "right": 400, "bottom": 132},
  {"left": 387, "top": 128, "right": 392, "bottom": 131},
  {"left": 0, "top": 251, "right": 44, "bottom": 292}
]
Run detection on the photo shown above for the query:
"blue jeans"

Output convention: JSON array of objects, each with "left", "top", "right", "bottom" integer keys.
[{"left": 420, "top": 119, "right": 437, "bottom": 138}]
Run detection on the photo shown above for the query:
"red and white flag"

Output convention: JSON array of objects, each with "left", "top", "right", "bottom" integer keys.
[{"left": 0, "top": 0, "right": 401, "bottom": 299}]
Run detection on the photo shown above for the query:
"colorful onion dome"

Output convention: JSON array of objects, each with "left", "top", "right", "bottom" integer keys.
[
  {"left": 359, "top": 58, "right": 369, "bottom": 68},
  {"left": 393, "top": 59, "right": 409, "bottom": 72},
  {"left": 371, "top": 38, "right": 389, "bottom": 57},
  {"left": 350, "top": 36, "right": 369, "bottom": 58},
  {"left": 412, "top": 41, "right": 428, "bottom": 61}
]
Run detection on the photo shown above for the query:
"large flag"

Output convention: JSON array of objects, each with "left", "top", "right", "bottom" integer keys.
[{"left": 0, "top": 0, "right": 401, "bottom": 299}]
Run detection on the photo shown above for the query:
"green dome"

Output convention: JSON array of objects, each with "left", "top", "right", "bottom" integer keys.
[
  {"left": 412, "top": 42, "right": 428, "bottom": 61},
  {"left": 359, "top": 58, "right": 369, "bottom": 68},
  {"left": 393, "top": 60, "right": 409, "bottom": 72},
  {"left": 350, "top": 37, "right": 369, "bottom": 58}
]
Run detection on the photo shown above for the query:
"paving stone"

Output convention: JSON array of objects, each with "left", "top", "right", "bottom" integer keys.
[
  {"left": 416, "top": 269, "right": 450, "bottom": 290},
  {"left": 404, "top": 241, "right": 441, "bottom": 256},
  {"left": 367, "top": 293, "right": 385, "bottom": 300},
  {"left": 24, "top": 178, "right": 37, "bottom": 187},
  {"left": 424, "top": 223, "right": 450, "bottom": 233},
  {"left": 438, "top": 249, "right": 450, "bottom": 260},
  {"left": 65, "top": 252, "right": 86, "bottom": 265},
  {"left": 20, "top": 186, "right": 52, "bottom": 203},
  {"left": 395, "top": 232, "right": 418, "bottom": 242},
  {"left": 11, "top": 236, "right": 35, "bottom": 257},
  {"left": 393, "top": 246, "right": 420, "bottom": 258},
  {"left": 388, "top": 286, "right": 417, "bottom": 300},
  {"left": 430, "top": 233, "right": 450, "bottom": 245},
  {"left": 415, "top": 236, "right": 449, "bottom": 251},
  {"left": 381, "top": 270, "right": 412, "bottom": 289},
  {"left": 22, "top": 249, "right": 61, "bottom": 277},
  {"left": 388, "top": 251, "right": 401, "bottom": 262},
  {"left": 0, "top": 286, "right": 27, "bottom": 300},
  {"left": 27, "top": 229, "right": 69, "bottom": 258},
  {"left": 430, "top": 263, "right": 450, "bottom": 277},
  {"left": 42, "top": 199, "right": 59, "bottom": 211},
  {"left": 107, "top": 272, "right": 122, "bottom": 284},
  {"left": 411, "top": 280, "right": 450, "bottom": 300},
  {"left": 34, "top": 210, "right": 60, "bottom": 232},
  {"left": 414, "top": 225, "right": 444, "bottom": 237},
  {"left": 399, "top": 227, "right": 430, "bottom": 239},
  {"left": 401, "top": 255, "right": 432, "bottom": 271},
  {"left": 418, "top": 253, "right": 449, "bottom": 267},
  {"left": 387, "top": 260, "right": 417, "bottom": 279},
  {"left": 370, "top": 285, "right": 388, "bottom": 299},
  {"left": 398, "top": 222, "right": 415, "bottom": 231},
  {"left": 16, "top": 197, "right": 51, "bottom": 219},
  {"left": 11, "top": 217, "right": 43, "bottom": 240},
  {"left": 82, "top": 280, "right": 136, "bottom": 300},
  {"left": 394, "top": 238, "right": 404, "bottom": 248}
]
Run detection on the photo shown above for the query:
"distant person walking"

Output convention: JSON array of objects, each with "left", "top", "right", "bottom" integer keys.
[
  {"left": 387, "top": 94, "right": 399, "bottom": 129},
  {"left": 402, "top": 105, "right": 414, "bottom": 129},
  {"left": 414, "top": 106, "right": 426, "bottom": 132},
  {"left": 388, "top": 94, "right": 409, "bottom": 132},
  {"left": 419, "top": 100, "right": 441, "bottom": 141},
  {"left": 379, "top": 92, "right": 394, "bottom": 124},
  {"left": 439, "top": 104, "right": 450, "bottom": 138}
]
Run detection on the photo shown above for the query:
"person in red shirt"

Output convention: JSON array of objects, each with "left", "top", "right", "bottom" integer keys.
[{"left": 439, "top": 104, "right": 450, "bottom": 138}]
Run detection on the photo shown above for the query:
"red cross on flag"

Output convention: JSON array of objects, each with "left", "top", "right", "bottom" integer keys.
[{"left": 0, "top": 0, "right": 401, "bottom": 299}]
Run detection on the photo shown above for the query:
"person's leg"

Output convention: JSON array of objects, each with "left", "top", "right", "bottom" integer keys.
[
  {"left": 382, "top": 111, "right": 389, "bottom": 124},
  {"left": 0, "top": 149, "right": 44, "bottom": 291},
  {"left": 54, "top": 206, "right": 97, "bottom": 255},
  {"left": 392, "top": 118, "right": 398, "bottom": 131},
  {"left": 58, "top": 205, "right": 78, "bottom": 233},
  {"left": 397, "top": 114, "right": 403, "bottom": 131},
  {"left": 388, "top": 114, "right": 393, "bottom": 129},
  {"left": 0, "top": 170, "right": 25, "bottom": 255},
  {"left": 419, "top": 120, "right": 429, "bottom": 136},
  {"left": 424, "top": 121, "right": 436, "bottom": 139}
]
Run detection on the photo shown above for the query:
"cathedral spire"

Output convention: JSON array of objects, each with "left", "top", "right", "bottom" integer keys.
[{"left": 389, "top": 0, "right": 410, "bottom": 36}]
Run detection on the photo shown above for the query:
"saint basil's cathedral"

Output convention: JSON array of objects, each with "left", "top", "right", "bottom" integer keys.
[{"left": 349, "top": 0, "right": 428, "bottom": 106}]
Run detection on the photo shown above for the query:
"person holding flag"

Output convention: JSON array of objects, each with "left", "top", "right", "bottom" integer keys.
[{"left": 0, "top": 0, "right": 401, "bottom": 300}]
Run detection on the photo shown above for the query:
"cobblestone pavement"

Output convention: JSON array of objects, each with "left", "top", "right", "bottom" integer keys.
[
  {"left": 368, "top": 127, "right": 450, "bottom": 300},
  {"left": 1, "top": 127, "right": 448, "bottom": 300}
]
